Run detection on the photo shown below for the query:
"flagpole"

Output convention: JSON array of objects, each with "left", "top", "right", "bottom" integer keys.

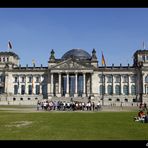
[
  {"left": 101, "top": 50, "right": 105, "bottom": 106},
  {"left": 102, "top": 62, "right": 104, "bottom": 106}
]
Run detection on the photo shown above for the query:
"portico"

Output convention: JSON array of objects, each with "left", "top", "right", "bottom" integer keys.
[{"left": 48, "top": 70, "right": 92, "bottom": 98}]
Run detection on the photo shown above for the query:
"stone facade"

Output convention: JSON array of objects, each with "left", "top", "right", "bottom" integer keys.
[{"left": 0, "top": 48, "right": 147, "bottom": 106}]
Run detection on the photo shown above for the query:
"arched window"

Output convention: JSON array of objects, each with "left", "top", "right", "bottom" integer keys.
[
  {"left": 115, "top": 85, "right": 120, "bottom": 95},
  {"left": 107, "top": 85, "right": 113, "bottom": 95},
  {"left": 145, "top": 76, "right": 148, "bottom": 83},
  {"left": 21, "top": 85, "right": 25, "bottom": 95},
  {"left": 123, "top": 85, "right": 129, "bottom": 95},
  {"left": 107, "top": 75, "right": 112, "bottom": 83},
  {"left": 123, "top": 75, "right": 128, "bottom": 83},
  {"left": 36, "top": 85, "right": 40, "bottom": 94},
  {"left": 115, "top": 75, "right": 120, "bottom": 83},
  {"left": 28, "top": 85, "right": 32, "bottom": 95},
  {"left": 14, "top": 85, "right": 18, "bottom": 94},
  {"left": 99, "top": 75, "right": 105, "bottom": 83},
  {"left": 131, "top": 75, "right": 136, "bottom": 83},
  {"left": 131, "top": 85, "right": 136, "bottom": 95}
]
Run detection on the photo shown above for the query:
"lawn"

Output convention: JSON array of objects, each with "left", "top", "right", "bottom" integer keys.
[{"left": 0, "top": 108, "right": 147, "bottom": 140}]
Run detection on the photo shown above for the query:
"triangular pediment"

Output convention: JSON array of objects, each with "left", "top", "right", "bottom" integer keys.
[{"left": 50, "top": 58, "right": 93, "bottom": 70}]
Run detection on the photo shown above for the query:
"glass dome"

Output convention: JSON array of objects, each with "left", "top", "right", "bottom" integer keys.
[{"left": 61, "top": 49, "right": 91, "bottom": 60}]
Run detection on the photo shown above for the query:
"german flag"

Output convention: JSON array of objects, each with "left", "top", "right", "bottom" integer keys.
[{"left": 102, "top": 52, "right": 106, "bottom": 66}]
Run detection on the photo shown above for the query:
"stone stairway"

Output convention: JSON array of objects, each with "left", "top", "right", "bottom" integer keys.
[{"left": 50, "top": 96, "right": 89, "bottom": 103}]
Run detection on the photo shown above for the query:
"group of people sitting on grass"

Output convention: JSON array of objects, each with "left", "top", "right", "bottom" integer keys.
[{"left": 134, "top": 102, "right": 148, "bottom": 123}]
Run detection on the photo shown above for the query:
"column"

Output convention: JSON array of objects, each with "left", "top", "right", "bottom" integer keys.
[
  {"left": 32, "top": 76, "right": 35, "bottom": 94},
  {"left": 56, "top": 73, "right": 62, "bottom": 97},
  {"left": 4, "top": 74, "right": 8, "bottom": 93},
  {"left": 74, "top": 73, "right": 78, "bottom": 97},
  {"left": 25, "top": 76, "right": 28, "bottom": 94},
  {"left": 18, "top": 76, "right": 21, "bottom": 94},
  {"left": 128, "top": 75, "right": 131, "bottom": 95},
  {"left": 50, "top": 73, "right": 53, "bottom": 95},
  {"left": 82, "top": 73, "right": 86, "bottom": 97},
  {"left": 120, "top": 75, "right": 123, "bottom": 95},
  {"left": 105, "top": 75, "right": 107, "bottom": 94},
  {"left": 58, "top": 73, "right": 61, "bottom": 94},
  {"left": 112, "top": 75, "right": 115, "bottom": 95},
  {"left": 65, "top": 73, "right": 69, "bottom": 97},
  {"left": 39, "top": 75, "right": 42, "bottom": 95},
  {"left": 90, "top": 73, "right": 92, "bottom": 95}
]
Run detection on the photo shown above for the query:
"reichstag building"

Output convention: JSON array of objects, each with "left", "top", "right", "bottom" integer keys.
[{"left": 0, "top": 48, "right": 147, "bottom": 106}]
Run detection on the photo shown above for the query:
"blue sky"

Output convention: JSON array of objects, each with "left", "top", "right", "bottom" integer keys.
[{"left": 0, "top": 8, "right": 148, "bottom": 67}]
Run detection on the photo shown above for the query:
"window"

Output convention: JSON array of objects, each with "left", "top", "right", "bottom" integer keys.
[
  {"left": 14, "top": 77, "right": 18, "bottom": 83},
  {"left": 20, "top": 98, "right": 23, "bottom": 101},
  {"left": 146, "top": 56, "right": 148, "bottom": 60},
  {"left": 22, "top": 77, "right": 25, "bottom": 83},
  {"left": 21, "top": 85, "right": 25, "bottom": 95},
  {"left": 123, "top": 75, "right": 128, "bottom": 83},
  {"left": 115, "top": 85, "right": 120, "bottom": 95},
  {"left": 145, "top": 76, "right": 148, "bottom": 83},
  {"left": 108, "top": 98, "right": 112, "bottom": 101},
  {"left": 28, "top": 85, "right": 32, "bottom": 95},
  {"left": 29, "top": 77, "right": 32, "bottom": 83},
  {"left": 131, "top": 85, "right": 136, "bottom": 95},
  {"left": 7, "top": 57, "right": 9, "bottom": 62},
  {"left": 36, "top": 77, "right": 39, "bottom": 83},
  {"left": 28, "top": 98, "right": 31, "bottom": 100},
  {"left": 107, "top": 75, "right": 112, "bottom": 83},
  {"left": 107, "top": 85, "right": 113, "bottom": 95},
  {"left": 3, "top": 57, "right": 5, "bottom": 62},
  {"left": 13, "top": 98, "right": 16, "bottom": 101},
  {"left": 131, "top": 75, "right": 136, "bottom": 83},
  {"left": 36, "top": 85, "right": 40, "bottom": 94},
  {"left": 35, "top": 98, "right": 38, "bottom": 100},
  {"left": 115, "top": 75, "right": 120, "bottom": 83},
  {"left": 100, "top": 85, "right": 105, "bottom": 95},
  {"left": 116, "top": 98, "right": 120, "bottom": 102},
  {"left": 123, "top": 85, "right": 129, "bottom": 95},
  {"left": 14, "top": 85, "right": 18, "bottom": 94},
  {"left": 99, "top": 75, "right": 104, "bottom": 83}
]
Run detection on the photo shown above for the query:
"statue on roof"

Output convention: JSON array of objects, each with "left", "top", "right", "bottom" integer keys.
[
  {"left": 50, "top": 49, "right": 55, "bottom": 61},
  {"left": 91, "top": 48, "right": 97, "bottom": 60}
]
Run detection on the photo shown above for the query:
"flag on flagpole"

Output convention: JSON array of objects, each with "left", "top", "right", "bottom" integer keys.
[
  {"left": 8, "top": 41, "right": 12, "bottom": 49},
  {"left": 101, "top": 51, "right": 106, "bottom": 66}
]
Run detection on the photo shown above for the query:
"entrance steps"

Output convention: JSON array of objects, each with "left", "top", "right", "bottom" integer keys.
[{"left": 49, "top": 96, "right": 89, "bottom": 103}]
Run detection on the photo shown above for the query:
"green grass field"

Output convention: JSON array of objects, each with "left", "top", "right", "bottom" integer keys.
[{"left": 0, "top": 106, "right": 147, "bottom": 140}]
